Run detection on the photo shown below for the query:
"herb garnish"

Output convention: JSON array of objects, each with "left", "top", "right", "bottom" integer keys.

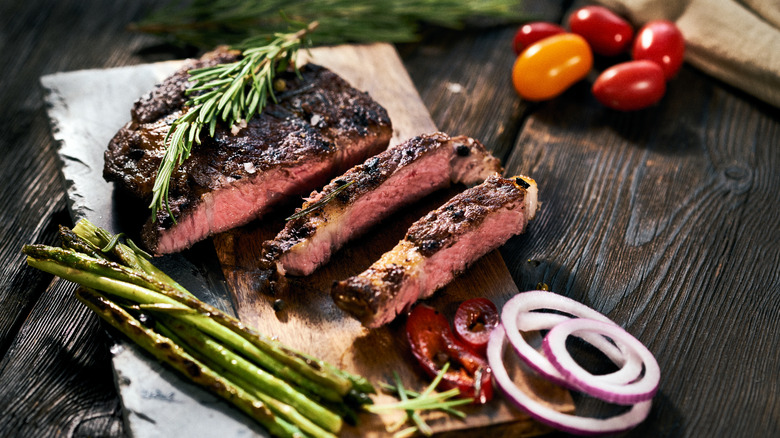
[
  {"left": 285, "top": 180, "right": 355, "bottom": 221},
  {"left": 150, "top": 21, "right": 317, "bottom": 219},
  {"left": 367, "top": 363, "right": 472, "bottom": 437},
  {"left": 134, "top": 1, "right": 524, "bottom": 50}
]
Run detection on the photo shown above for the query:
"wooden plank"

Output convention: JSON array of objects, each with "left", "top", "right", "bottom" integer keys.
[
  {"left": 0, "top": 277, "right": 125, "bottom": 436},
  {"left": 212, "top": 43, "right": 572, "bottom": 436}
]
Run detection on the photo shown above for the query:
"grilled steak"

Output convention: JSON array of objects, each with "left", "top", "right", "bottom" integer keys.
[
  {"left": 104, "top": 49, "right": 392, "bottom": 254},
  {"left": 261, "top": 132, "right": 502, "bottom": 279},
  {"left": 331, "top": 174, "right": 538, "bottom": 328}
]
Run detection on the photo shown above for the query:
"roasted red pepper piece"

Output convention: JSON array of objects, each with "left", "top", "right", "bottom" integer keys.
[
  {"left": 406, "top": 304, "right": 493, "bottom": 404},
  {"left": 453, "top": 297, "right": 499, "bottom": 357}
]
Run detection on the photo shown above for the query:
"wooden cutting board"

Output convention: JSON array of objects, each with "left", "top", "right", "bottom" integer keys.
[{"left": 42, "top": 43, "right": 572, "bottom": 437}]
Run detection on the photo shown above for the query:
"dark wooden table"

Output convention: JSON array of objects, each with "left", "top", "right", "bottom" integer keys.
[{"left": 1, "top": 0, "right": 777, "bottom": 437}]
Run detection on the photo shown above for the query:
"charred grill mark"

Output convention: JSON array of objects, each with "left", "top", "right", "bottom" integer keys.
[
  {"left": 289, "top": 222, "right": 316, "bottom": 240},
  {"left": 127, "top": 148, "right": 145, "bottom": 160},
  {"left": 335, "top": 188, "right": 352, "bottom": 203},
  {"left": 418, "top": 239, "right": 441, "bottom": 255},
  {"left": 455, "top": 143, "right": 471, "bottom": 156},
  {"left": 379, "top": 264, "right": 407, "bottom": 287},
  {"left": 274, "top": 82, "right": 317, "bottom": 101},
  {"left": 364, "top": 156, "right": 380, "bottom": 171}
]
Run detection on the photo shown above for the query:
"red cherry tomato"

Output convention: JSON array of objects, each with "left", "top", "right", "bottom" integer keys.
[
  {"left": 453, "top": 298, "right": 499, "bottom": 357},
  {"left": 632, "top": 20, "right": 685, "bottom": 79},
  {"left": 512, "top": 22, "right": 566, "bottom": 55},
  {"left": 406, "top": 304, "right": 493, "bottom": 404},
  {"left": 568, "top": 5, "right": 634, "bottom": 56},
  {"left": 512, "top": 33, "right": 593, "bottom": 101},
  {"left": 592, "top": 60, "right": 666, "bottom": 111}
]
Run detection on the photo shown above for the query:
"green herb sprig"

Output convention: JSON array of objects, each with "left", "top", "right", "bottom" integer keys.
[
  {"left": 150, "top": 21, "right": 317, "bottom": 219},
  {"left": 367, "top": 363, "right": 472, "bottom": 437},
  {"left": 285, "top": 180, "right": 355, "bottom": 221},
  {"left": 134, "top": 0, "right": 525, "bottom": 50}
]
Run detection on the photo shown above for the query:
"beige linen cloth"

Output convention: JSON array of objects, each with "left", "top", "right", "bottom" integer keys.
[{"left": 592, "top": 0, "right": 780, "bottom": 107}]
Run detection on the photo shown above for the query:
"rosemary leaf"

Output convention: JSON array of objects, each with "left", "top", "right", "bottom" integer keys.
[
  {"left": 285, "top": 180, "right": 355, "bottom": 221},
  {"left": 149, "top": 21, "right": 318, "bottom": 219},
  {"left": 366, "top": 363, "right": 471, "bottom": 433},
  {"left": 133, "top": 0, "right": 526, "bottom": 50}
]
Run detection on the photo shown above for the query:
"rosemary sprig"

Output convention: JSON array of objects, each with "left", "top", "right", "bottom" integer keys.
[
  {"left": 285, "top": 180, "right": 355, "bottom": 221},
  {"left": 150, "top": 21, "right": 318, "bottom": 219},
  {"left": 134, "top": 0, "right": 525, "bottom": 50},
  {"left": 366, "top": 363, "right": 472, "bottom": 437}
]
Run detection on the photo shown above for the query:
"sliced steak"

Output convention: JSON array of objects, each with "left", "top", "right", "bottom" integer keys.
[
  {"left": 261, "top": 132, "right": 502, "bottom": 279},
  {"left": 104, "top": 51, "right": 392, "bottom": 254},
  {"left": 331, "top": 174, "right": 538, "bottom": 328}
]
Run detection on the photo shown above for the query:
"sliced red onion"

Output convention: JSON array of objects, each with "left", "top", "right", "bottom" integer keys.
[
  {"left": 517, "top": 311, "right": 643, "bottom": 386},
  {"left": 488, "top": 325, "right": 653, "bottom": 436},
  {"left": 543, "top": 318, "right": 661, "bottom": 405},
  {"left": 501, "top": 291, "right": 640, "bottom": 387}
]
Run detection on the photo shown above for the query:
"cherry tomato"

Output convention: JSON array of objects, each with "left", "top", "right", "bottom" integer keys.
[
  {"left": 632, "top": 20, "right": 685, "bottom": 79},
  {"left": 592, "top": 60, "right": 666, "bottom": 111},
  {"left": 568, "top": 5, "right": 634, "bottom": 56},
  {"left": 512, "top": 22, "right": 566, "bottom": 55},
  {"left": 512, "top": 33, "right": 593, "bottom": 101},
  {"left": 453, "top": 298, "right": 499, "bottom": 357},
  {"left": 406, "top": 304, "right": 493, "bottom": 404}
]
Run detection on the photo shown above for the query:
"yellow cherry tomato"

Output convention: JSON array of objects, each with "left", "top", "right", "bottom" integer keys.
[{"left": 512, "top": 33, "right": 593, "bottom": 101}]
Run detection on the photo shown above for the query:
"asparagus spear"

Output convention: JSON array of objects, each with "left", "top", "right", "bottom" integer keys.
[
  {"left": 72, "top": 219, "right": 189, "bottom": 295},
  {"left": 157, "top": 316, "right": 342, "bottom": 434},
  {"left": 157, "top": 323, "right": 338, "bottom": 438},
  {"left": 74, "top": 287, "right": 303, "bottom": 438},
  {"left": 24, "top": 244, "right": 179, "bottom": 295},
  {"left": 73, "top": 220, "right": 364, "bottom": 398},
  {"left": 22, "top": 220, "right": 380, "bottom": 437},
  {"left": 58, "top": 225, "right": 106, "bottom": 260},
  {"left": 24, "top": 245, "right": 346, "bottom": 403}
]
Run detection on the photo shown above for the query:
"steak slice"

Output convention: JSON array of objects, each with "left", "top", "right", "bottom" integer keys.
[
  {"left": 261, "top": 132, "right": 502, "bottom": 279},
  {"left": 104, "top": 51, "right": 392, "bottom": 254},
  {"left": 331, "top": 174, "right": 538, "bottom": 328}
]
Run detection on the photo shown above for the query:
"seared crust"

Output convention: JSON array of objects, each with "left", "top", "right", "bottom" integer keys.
[
  {"left": 263, "top": 133, "right": 461, "bottom": 257},
  {"left": 330, "top": 240, "right": 420, "bottom": 324},
  {"left": 405, "top": 176, "right": 525, "bottom": 257},
  {"left": 331, "top": 175, "right": 537, "bottom": 327},
  {"left": 261, "top": 132, "right": 502, "bottom": 277},
  {"left": 105, "top": 64, "right": 391, "bottom": 205},
  {"left": 103, "top": 50, "right": 392, "bottom": 253}
]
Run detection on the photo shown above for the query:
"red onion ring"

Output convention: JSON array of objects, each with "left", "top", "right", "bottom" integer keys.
[
  {"left": 501, "top": 291, "right": 640, "bottom": 387},
  {"left": 487, "top": 324, "right": 653, "bottom": 436},
  {"left": 543, "top": 318, "right": 660, "bottom": 405},
  {"left": 517, "top": 311, "right": 643, "bottom": 386}
]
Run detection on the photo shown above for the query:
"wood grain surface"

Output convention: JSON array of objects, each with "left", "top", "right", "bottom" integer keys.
[
  {"left": 209, "top": 43, "right": 573, "bottom": 436},
  {"left": 1, "top": 0, "right": 778, "bottom": 437}
]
